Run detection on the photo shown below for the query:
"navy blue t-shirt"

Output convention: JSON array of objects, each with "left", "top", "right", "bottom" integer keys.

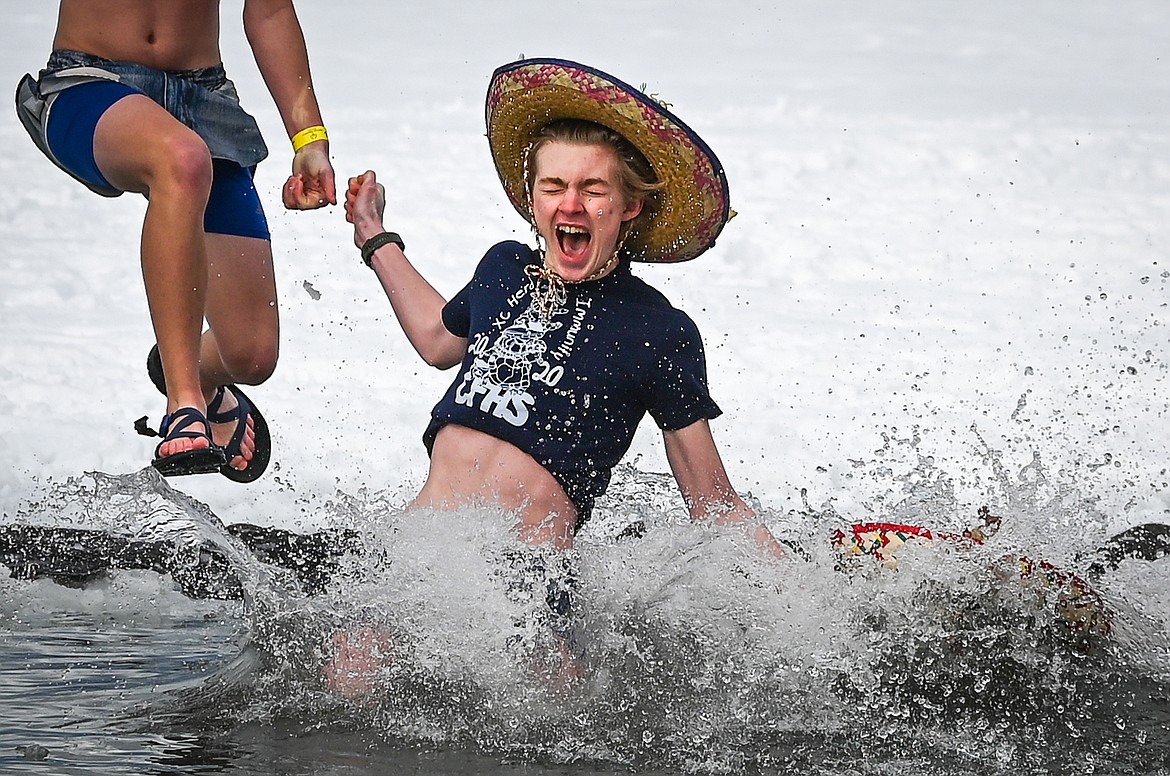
[{"left": 424, "top": 241, "right": 721, "bottom": 522}]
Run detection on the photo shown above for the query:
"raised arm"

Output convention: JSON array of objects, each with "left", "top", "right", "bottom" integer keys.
[
  {"left": 344, "top": 171, "right": 468, "bottom": 369},
  {"left": 663, "top": 419, "right": 786, "bottom": 557},
  {"left": 242, "top": 0, "right": 336, "bottom": 209}
]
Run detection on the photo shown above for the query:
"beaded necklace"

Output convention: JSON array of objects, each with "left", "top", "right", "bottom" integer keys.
[{"left": 524, "top": 246, "right": 620, "bottom": 322}]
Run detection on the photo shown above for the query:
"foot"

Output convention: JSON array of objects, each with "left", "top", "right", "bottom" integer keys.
[
  {"left": 207, "top": 386, "right": 256, "bottom": 473},
  {"left": 146, "top": 346, "right": 271, "bottom": 483},
  {"left": 156, "top": 408, "right": 214, "bottom": 459},
  {"left": 145, "top": 346, "right": 234, "bottom": 463},
  {"left": 151, "top": 407, "right": 226, "bottom": 477}
]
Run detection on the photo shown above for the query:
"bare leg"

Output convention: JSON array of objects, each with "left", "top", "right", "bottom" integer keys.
[
  {"left": 92, "top": 94, "right": 212, "bottom": 458},
  {"left": 324, "top": 624, "right": 395, "bottom": 699},
  {"left": 200, "top": 232, "right": 280, "bottom": 470}
]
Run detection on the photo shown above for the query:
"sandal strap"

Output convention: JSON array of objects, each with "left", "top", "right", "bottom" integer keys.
[
  {"left": 205, "top": 386, "right": 233, "bottom": 423},
  {"left": 204, "top": 385, "right": 251, "bottom": 459},
  {"left": 159, "top": 407, "right": 213, "bottom": 442}
]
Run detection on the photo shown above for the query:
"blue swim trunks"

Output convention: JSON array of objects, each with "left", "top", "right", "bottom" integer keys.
[{"left": 16, "top": 50, "right": 270, "bottom": 240}]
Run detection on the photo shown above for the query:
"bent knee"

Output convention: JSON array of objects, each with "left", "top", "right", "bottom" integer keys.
[
  {"left": 220, "top": 342, "right": 278, "bottom": 386},
  {"left": 150, "top": 136, "right": 214, "bottom": 198}
]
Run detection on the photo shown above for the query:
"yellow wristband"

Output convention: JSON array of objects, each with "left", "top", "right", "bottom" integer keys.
[{"left": 291, "top": 125, "right": 328, "bottom": 152}]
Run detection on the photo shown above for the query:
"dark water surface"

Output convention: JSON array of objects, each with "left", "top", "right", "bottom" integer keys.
[{"left": 3, "top": 468, "right": 1170, "bottom": 775}]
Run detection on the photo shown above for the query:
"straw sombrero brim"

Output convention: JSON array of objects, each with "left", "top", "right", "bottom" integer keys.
[{"left": 485, "top": 58, "right": 730, "bottom": 264}]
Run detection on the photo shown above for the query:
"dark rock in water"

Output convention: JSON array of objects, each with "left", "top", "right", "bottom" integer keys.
[
  {"left": 1085, "top": 522, "right": 1170, "bottom": 577},
  {"left": 16, "top": 743, "right": 50, "bottom": 760},
  {"left": 4, "top": 516, "right": 1166, "bottom": 601},
  {"left": 0, "top": 525, "right": 175, "bottom": 588},
  {"left": 0, "top": 523, "right": 361, "bottom": 600},
  {"left": 225, "top": 522, "right": 361, "bottom": 595}
]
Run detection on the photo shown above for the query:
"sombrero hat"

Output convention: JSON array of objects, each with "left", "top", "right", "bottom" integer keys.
[{"left": 485, "top": 58, "right": 731, "bottom": 264}]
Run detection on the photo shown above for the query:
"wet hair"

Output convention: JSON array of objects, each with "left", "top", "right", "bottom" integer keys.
[{"left": 526, "top": 119, "right": 663, "bottom": 233}]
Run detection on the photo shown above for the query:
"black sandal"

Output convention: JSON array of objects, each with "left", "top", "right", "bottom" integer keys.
[
  {"left": 148, "top": 345, "right": 272, "bottom": 483},
  {"left": 150, "top": 407, "right": 227, "bottom": 477},
  {"left": 207, "top": 385, "right": 272, "bottom": 483}
]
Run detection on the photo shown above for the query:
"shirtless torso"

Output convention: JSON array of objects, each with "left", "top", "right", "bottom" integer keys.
[
  {"left": 414, "top": 425, "right": 578, "bottom": 550},
  {"left": 53, "top": 0, "right": 222, "bottom": 70}
]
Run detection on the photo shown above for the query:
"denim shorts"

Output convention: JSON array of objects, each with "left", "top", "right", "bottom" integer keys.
[
  {"left": 16, "top": 50, "right": 271, "bottom": 238},
  {"left": 41, "top": 49, "right": 269, "bottom": 169}
]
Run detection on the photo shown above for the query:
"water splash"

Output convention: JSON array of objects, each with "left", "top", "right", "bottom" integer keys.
[
  {"left": 235, "top": 450, "right": 1170, "bottom": 772},
  {"left": 2, "top": 451, "right": 1168, "bottom": 774}
]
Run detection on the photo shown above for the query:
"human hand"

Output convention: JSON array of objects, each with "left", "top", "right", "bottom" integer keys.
[
  {"left": 343, "top": 170, "right": 388, "bottom": 247},
  {"left": 712, "top": 510, "right": 787, "bottom": 560},
  {"left": 747, "top": 521, "right": 788, "bottom": 560},
  {"left": 283, "top": 143, "right": 337, "bottom": 209}
]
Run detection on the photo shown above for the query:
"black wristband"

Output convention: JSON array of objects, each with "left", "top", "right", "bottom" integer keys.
[{"left": 360, "top": 231, "right": 405, "bottom": 268}]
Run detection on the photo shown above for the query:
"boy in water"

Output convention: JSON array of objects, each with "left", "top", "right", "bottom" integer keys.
[
  {"left": 344, "top": 58, "right": 782, "bottom": 555},
  {"left": 330, "top": 58, "right": 784, "bottom": 693}
]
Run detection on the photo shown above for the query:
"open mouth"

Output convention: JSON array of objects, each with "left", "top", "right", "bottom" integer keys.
[{"left": 556, "top": 225, "right": 591, "bottom": 262}]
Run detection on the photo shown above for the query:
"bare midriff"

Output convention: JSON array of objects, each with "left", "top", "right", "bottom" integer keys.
[
  {"left": 53, "top": 0, "right": 222, "bottom": 70},
  {"left": 413, "top": 425, "right": 578, "bottom": 550}
]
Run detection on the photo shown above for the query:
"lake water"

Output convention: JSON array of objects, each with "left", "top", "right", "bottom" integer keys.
[{"left": 3, "top": 465, "right": 1169, "bottom": 775}]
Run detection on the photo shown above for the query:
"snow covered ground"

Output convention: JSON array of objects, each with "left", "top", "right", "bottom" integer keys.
[{"left": 1, "top": 1, "right": 1167, "bottom": 538}]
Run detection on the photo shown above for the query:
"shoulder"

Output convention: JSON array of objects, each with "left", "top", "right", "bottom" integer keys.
[
  {"left": 482, "top": 240, "right": 537, "bottom": 265},
  {"left": 468, "top": 241, "right": 537, "bottom": 282},
  {"left": 615, "top": 270, "right": 703, "bottom": 341}
]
